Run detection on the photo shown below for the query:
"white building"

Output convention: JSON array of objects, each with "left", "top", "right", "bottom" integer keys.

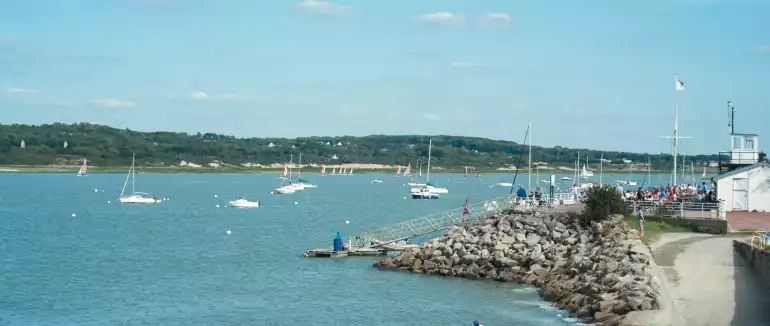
[{"left": 713, "top": 163, "right": 770, "bottom": 212}]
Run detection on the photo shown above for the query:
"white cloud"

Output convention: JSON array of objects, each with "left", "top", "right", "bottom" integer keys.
[
  {"left": 295, "top": 0, "right": 352, "bottom": 16},
  {"left": 423, "top": 113, "right": 440, "bottom": 120},
  {"left": 449, "top": 61, "right": 482, "bottom": 69},
  {"left": 757, "top": 45, "right": 770, "bottom": 53},
  {"left": 190, "top": 91, "right": 209, "bottom": 100},
  {"left": 417, "top": 12, "right": 463, "bottom": 25},
  {"left": 188, "top": 91, "right": 238, "bottom": 101},
  {"left": 6, "top": 88, "right": 39, "bottom": 94},
  {"left": 92, "top": 98, "right": 136, "bottom": 108},
  {"left": 481, "top": 12, "right": 511, "bottom": 27}
]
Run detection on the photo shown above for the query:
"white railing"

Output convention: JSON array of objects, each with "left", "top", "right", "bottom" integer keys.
[
  {"left": 350, "top": 192, "right": 577, "bottom": 248},
  {"left": 627, "top": 200, "right": 726, "bottom": 220}
]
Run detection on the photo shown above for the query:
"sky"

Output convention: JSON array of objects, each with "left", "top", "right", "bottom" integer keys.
[{"left": 1, "top": 0, "right": 769, "bottom": 155}]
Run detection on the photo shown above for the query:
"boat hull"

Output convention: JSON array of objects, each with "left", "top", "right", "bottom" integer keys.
[
  {"left": 411, "top": 192, "right": 439, "bottom": 199},
  {"left": 119, "top": 196, "right": 161, "bottom": 204},
  {"left": 228, "top": 201, "right": 260, "bottom": 208}
]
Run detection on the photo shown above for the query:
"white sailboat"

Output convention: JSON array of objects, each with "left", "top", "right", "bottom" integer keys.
[
  {"left": 580, "top": 155, "right": 594, "bottom": 179},
  {"left": 410, "top": 139, "right": 447, "bottom": 197},
  {"left": 119, "top": 154, "right": 161, "bottom": 204},
  {"left": 296, "top": 153, "right": 316, "bottom": 188},
  {"left": 275, "top": 154, "right": 298, "bottom": 194},
  {"left": 372, "top": 168, "right": 383, "bottom": 183},
  {"left": 76, "top": 157, "right": 87, "bottom": 177}
]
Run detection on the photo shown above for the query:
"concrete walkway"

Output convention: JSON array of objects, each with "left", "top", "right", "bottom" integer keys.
[{"left": 650, "top": 233, "right": 770, "bottom": 326}]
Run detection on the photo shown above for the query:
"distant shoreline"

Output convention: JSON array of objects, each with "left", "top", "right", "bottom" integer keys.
[{"left": 0, "top": 165, "right": 717, "bottom": 175}]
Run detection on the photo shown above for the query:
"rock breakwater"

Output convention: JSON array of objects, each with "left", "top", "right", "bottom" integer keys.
[{"left": 373, "top": 212, "right": 661, "bottom": 325}]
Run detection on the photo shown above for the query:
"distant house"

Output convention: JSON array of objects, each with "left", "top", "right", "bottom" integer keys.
[
  {"left": 713, "top": 163, "right": 770, "bottom": 212},
  {"left": 268, "top": 142, "right": 276, "bottom": 148},
  {"left": 621, "top": 159, "right": 632, "bottom": 164},
  {"left": 331, "top": 154, "right": 338, "bottom": 160},
  {"left": 336, "top": 142, "right": 343, "bottom": 147}
]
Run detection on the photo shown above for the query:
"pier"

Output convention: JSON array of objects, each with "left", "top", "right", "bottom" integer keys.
[{"left": 303, "top": 192, "right": 581, "bottom": 257}]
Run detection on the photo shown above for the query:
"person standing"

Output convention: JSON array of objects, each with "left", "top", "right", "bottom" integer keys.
[{"left": 638, "top": 211, "right": 646, "bottom": 238}]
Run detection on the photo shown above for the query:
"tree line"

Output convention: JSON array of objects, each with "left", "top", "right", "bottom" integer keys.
[{"left": 0, "top": 122, "right": 725, "bottom": 169}]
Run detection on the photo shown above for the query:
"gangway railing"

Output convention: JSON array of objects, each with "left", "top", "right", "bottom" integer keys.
[{"left": 350, "top": 192, "right": 579, "bottom": 248}]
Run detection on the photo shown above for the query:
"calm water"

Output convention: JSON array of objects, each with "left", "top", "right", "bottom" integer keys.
[{"left": 1, "top": 172, "right": 646, "bottom": 325}]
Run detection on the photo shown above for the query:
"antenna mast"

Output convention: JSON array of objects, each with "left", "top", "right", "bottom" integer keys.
[{"left": 727, "top": 101, "right": 735, "bottom": 134}]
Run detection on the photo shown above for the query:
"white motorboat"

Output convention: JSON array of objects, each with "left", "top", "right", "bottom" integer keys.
[
  {"left": 274, "top": 185, "right": 296, "bottom": 194},
  {"left": 495, "top": 182, "right": 513, "bottom": 187},
  {"left": 371, "top": 180, "right": 384, "bottom": 184},
  {"left": 560, "top": 177, "right": 572, "bottom": 181},
  {"left": 426, "top": 185, "right": 448, "bottom": 194},
  {"left": 228, "top": 198, "right": 260, "bottom": 208},
  {"left": 290, "top": 183, "right": 305, "bottom": 191},
  {"left": 118, "top": 153, "right": 161, "bottom": 204},
  {"left": 299, "top": 183, "right": 317, "bottom": 188},
  {"left": 411, "top": 189, "right": 439, "bottom": 199},
  {"left": 407, "top": 182, "right": 426, "bottom": 187}
]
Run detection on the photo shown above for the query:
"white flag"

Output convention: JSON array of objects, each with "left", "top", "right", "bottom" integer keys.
[{"left": 676, "top": 75, "right": 685, "bottom": 91}]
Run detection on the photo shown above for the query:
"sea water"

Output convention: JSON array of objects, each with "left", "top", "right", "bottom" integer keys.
[{"left": 0, "top": 173, "right": 604, "bottom": 325}]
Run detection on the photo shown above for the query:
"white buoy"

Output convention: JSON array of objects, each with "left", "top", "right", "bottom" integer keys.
[
  {"left": 225, "top": 230, "right": 231, "bottom": 235},
  {"left": 294, "top": 201, "right": 298, "bottom": 205},
  {"left": 214, "top": 194, "right": 218, "bottom": 198},
  {"left": 71, "top": 213, "right": 76, "bottom": 217},
  {"left": 94, "top": 188, "right": 98, "bottom": 192},
  {"left": 345, "top": 220, "right": 350, "bottom": 224},
  {"left": 216, "top": 204, "right": 220, "bottom": 208},
  {"left": 403, "top": 197, "right": 407, "bottom": 199},
  {"left": 107, "top": 200, "right": 111, "bottom": 203}
]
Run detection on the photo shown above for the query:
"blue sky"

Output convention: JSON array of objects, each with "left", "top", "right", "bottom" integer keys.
[{"left": 1, "top": 0, "right": 768, "bottom": 155}]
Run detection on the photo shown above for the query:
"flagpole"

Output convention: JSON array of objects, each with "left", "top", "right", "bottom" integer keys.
[
  {"left": 673, "top": 74, "right": 678, "bottom": 187},
  {"left": 528, "top": 120, "right": 532, "bottom": 191}
]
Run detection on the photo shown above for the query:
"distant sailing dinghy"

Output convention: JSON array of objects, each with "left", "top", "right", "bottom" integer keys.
[
  {"left": 77, "top": 158, "right": 87, "bottom": 177},
  {"left": 118, "top": 154, "right": 161, "bottom": 204}
]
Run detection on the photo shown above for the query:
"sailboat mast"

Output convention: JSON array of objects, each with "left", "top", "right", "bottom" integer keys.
[
  {"left": 426, "top": 139, "right": 432, "bottom": 183},
  {"left": 131, "top": 153, "right": 136, "bottom": 195},
  {"left": 576, "top": 152, "right": 580, "bottom": 187},
  {"left": 527, "top": 120, "right": 532, "bottom": 191},
  {"left": 298, "top": 153, "right": 302, "bottom": 179},
  {"left": 599, "top": 154, "right": 603, "bottom": 185}
]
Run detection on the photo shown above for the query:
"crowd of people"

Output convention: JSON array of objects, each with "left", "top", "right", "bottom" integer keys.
[{"left": 619, "top": 181, "right": 717, "bottom": 203}]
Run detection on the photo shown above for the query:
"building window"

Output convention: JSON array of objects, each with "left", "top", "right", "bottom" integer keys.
[
  {"left": 732, "top": 136, "right": 744, "bottom": 149},
  {"left": 745, "top": 139, "right": 754, "bottom": 150}
]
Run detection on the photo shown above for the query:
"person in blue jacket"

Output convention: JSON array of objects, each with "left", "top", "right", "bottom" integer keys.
[{"left": 516, "top": 185, "right": 527, "bottom": 199}]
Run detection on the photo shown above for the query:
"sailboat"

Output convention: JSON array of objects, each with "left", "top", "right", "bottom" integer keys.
[
  {"left": 319, "top": 165, "right": 327, "bottom": 175},
  {"left": 77, "top": 158, "right": 87, "bottom": 177},
  {"left": 580, "top": 155, "right": 594, "bottom": 179},
  {"left": 119, "top": 154, "right": 161, "bottom": 204},
  {"left": 403, "top": 162, "right": 411, "bottom": 176},
  {"left": 371, "top": 168, "right": 384, "bottom": 183},
  {"left": 275, "top": 154, "right": 297, "bottom": 194},
  {"left": 395, "top": 166, "right": 401, "bottom": 176},
  {"left": 295, "top": 153, "right": 316, "bottom": 188},
  {"left": 410, "top": 139, "right": 447, "bottom": 198}
]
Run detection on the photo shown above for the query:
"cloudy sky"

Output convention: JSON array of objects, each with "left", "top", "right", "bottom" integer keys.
[{"left": 1, "top": 0, "right": 768, "bottom": 154}]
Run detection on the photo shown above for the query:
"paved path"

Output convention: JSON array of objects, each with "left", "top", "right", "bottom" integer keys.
[{"left": 650, "top": 233, "right": 770, "bottom": 326}]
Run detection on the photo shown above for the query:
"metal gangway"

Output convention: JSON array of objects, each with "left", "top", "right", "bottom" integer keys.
[{"left": 350, "top": 192, "right": 580, "bottom": 249}]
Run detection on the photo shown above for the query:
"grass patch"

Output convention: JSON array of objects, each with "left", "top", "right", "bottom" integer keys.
[{"left": 623, "top": 215, "right": 691, "bottom": 245}]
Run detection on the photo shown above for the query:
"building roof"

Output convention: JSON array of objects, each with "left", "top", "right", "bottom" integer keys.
[
  {"left": 712, "top": 162, "right": 770, "bottom": 181},
  {"left": 730, "top": 132, "right": 759, "bottom": 137}
]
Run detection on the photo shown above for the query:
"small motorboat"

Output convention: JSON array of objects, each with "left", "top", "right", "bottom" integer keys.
[
  {"left": 371, "top": 180, "right": 384, "bottom": 184},
  {"left": 411, "top": 189, "right": 439, "bottom": 199},
  {"left": 274, "top": 186, "right": 296, "bottom": 194},
  {"left": 495, "top": 182, "right": 513, "bottom": 187},
  {"left": 228, "top": 198, "right": 260, "bottom": 208},
  {"left": 119, "top": 194, "right": 162, "bottom": 204}
]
